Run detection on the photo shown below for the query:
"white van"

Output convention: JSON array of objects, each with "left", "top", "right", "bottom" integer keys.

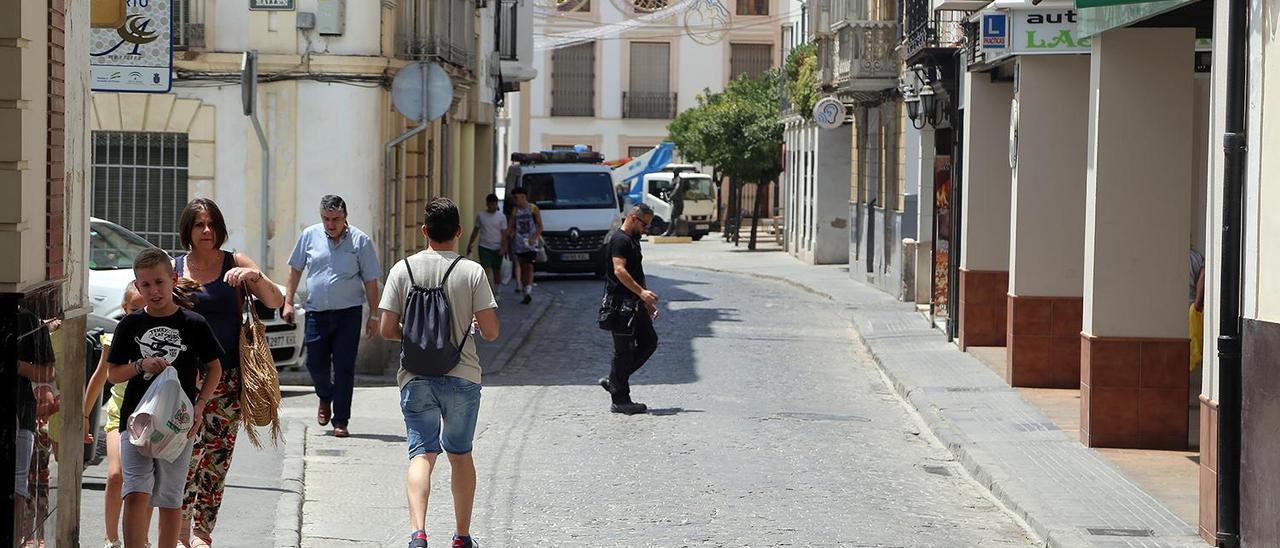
[
  {"left": 638, "top": 166, "right": 717, "bottom": 240},
  {"left": 505, "top": 151, "right": 621, "bottom": 276}
]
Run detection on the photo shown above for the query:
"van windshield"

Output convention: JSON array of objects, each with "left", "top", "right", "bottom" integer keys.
[
  {"left": 683, "top": 178, "right": 714, "bottom": 201},
  {"left": 523, "top": 171, "right": 617, "bottom": 210}
]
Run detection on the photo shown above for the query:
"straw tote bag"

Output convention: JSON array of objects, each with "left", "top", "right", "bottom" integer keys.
[{"left": 239, "top": 291, "right": 283, "bottom": 448}]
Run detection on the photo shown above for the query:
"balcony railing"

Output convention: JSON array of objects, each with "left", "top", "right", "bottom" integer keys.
[
  {"left": 833, "top": 21, "right": 897, "bottom": 84},
  {"left": 623, "top": 92, "right": 678, "bottom": 119},
  {"left": 902, "top": 0, "right": 967, "bottom": 60},
  {"left": 397, "top": 0, "right": 477, "bottom": 68},
  {"left": 173, "top": 0, "right": 206, "bottom": 50},
  {"left": 498, "top": 0, "right": 518, "bottom": 61}
]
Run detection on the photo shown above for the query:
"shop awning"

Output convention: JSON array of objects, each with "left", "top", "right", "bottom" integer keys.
[{"left": 1075, "top": 0, "right": 1197, "bottom": 36}]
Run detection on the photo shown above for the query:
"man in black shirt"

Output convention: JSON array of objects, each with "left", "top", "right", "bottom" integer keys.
[
  {"left": 599, "top": 204, "right": 659, "bottom": 414},
  {"left": 13, "top": 307, "right": 54, "bottom": 539}
]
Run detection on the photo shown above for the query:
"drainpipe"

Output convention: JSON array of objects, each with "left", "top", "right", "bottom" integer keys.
[
  {"left": 1216, "top": 0, "right": 1248, "bottom": 542},
  {"left": 249, "top": 113, "right": 270, "bottom": 269},
  {"left": 384, "top": 124, "right": 429, "bottom": 271}
]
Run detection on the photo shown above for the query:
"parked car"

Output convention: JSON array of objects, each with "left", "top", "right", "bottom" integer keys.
[{"left": 87, "top": 217, "right": 306, "bottom": 370}]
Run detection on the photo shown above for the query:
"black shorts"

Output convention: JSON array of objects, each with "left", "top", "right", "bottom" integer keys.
[{"left": 516, "top": 251, "right": 538, "bottom": 264}]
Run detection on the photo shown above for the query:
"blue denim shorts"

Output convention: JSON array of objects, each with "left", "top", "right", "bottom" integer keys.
[{"left": 400, "top": 376, "right": 482, "bottom": 458}]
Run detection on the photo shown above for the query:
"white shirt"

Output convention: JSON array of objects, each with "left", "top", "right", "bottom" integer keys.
[{"left": 476, "top": 210, "right": 507, "bottom": 250}]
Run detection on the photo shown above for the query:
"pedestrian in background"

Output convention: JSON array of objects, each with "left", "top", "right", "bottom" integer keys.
[
  {"left": 174, "top": 197, "right": 285, "bottom": 548},
  {"left": 284, "top": 195, "right": 383, "bottom": 438},
  {"left": 465, "top": 193, "right": 508, "bottom": 291},
  {"left": 505, "top": 188, "right": 543, "bottom": 305},
  {"left": 106, "top": 248, "right": 225, "bottom": 548},
  {"left": 379, "top": 197, "right": 499, "bottom": 548},
  {"left": 599, "top": 204, "right": 660, "bottom": 415},
  {"left": 13, "top": 305, "right": 55, "bottom": 546}
]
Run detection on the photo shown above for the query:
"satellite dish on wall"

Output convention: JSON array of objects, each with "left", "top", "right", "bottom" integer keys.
[{"left": 392, "top": 62, "right": 454, "bottom": 123}]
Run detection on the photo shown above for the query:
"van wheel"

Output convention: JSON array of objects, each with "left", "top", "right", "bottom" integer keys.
[
  {"left": 648, "top": 217, "right": 668, "bottom": 236},
  {"left": 692, "top": 234, "right": 704, "bottom": 241}
]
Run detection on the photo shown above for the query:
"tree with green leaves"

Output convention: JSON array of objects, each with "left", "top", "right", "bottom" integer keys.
[{"left": 668, "top": 71, "right": 783, "bottom": 250}]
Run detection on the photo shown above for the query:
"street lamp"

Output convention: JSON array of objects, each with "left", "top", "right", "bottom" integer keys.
[
  {"left": 904, "top": 88, "right": 924, "bottom": 129},
  {"left": 918, "top": 83, "right": 937, "bottom": 125}
]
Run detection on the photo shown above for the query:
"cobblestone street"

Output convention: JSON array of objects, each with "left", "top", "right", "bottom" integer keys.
[{"left": 289, "top": 263, "right": 1038, "bottom": 547}]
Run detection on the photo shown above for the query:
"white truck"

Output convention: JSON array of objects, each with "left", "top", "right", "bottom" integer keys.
[{"left": 637, "top": 165, "right": 717, "bottom": 240}]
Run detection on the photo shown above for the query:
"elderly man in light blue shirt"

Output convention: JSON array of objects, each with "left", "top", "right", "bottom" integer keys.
[{"left": 284, "top": 195, "right": 382, "bottom": 438}]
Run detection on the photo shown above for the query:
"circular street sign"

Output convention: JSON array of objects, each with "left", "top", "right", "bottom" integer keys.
[
  {"left": 814, "top": 97, "right": 845, "bottom": 130},
  {"left": 392, "top": 62, "right": 455, "bottom": 123}
]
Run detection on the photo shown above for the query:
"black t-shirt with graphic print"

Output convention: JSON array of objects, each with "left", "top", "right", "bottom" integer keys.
[{"left": 107, "top": 307, "right": 224, "bottom": 424}]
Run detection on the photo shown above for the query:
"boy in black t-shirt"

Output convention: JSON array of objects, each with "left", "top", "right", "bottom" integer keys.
[{"left": 106, "top": 248, "right": 224, "bottom": 548}]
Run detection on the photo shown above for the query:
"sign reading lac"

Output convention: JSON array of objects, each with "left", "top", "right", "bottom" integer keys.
[{"left": 1012, "top": 9, "right": 1092, "bottom": 54}]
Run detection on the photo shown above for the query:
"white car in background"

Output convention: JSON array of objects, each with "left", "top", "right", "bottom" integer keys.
[{"left": 87, "top": 217, "right": 306, "bottom": 370}]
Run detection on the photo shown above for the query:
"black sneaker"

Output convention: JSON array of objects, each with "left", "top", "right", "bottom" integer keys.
[
  {"left": 610, "top": 402, "right": 647, "bottom": 415},
  {"left": 599, "top": 377, "right": 614, "bottom": 394},
  {"left": 408, "top": 530, "right": 428, "bottom": 548},
  {"left": 521, "top": 294, "right": 532, "bottom": 305},
  {"left": 451, "top": 535, "right": 478, "bottom": 548}
]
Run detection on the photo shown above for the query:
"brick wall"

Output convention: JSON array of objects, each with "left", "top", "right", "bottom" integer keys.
[{"left": 46, "top": 0, "right": 66, "bottom": 281}]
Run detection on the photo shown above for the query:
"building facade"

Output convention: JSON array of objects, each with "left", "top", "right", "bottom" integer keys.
[
  {"left": 508, "top": 0, "right": 782, "bottom": 161},
  {"left": 85, "top": 0, "right": 535, "bottom": 373}
]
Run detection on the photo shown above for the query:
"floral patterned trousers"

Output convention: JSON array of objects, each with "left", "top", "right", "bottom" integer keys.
[{"left": 184, "top": 367, "right": 242, "bottom": 536}]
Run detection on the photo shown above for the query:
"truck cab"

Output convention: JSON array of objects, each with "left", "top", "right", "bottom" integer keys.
[
  {"left": 505, "top": 150, "right": 621, "bottom": 275},
  {"left": 637, "top": 165, "right": 717, "bottom": 240}
]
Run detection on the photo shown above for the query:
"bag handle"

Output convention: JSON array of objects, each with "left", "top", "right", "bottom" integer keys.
[{"left": 241, "top": 287, "right": 261, "bottom": 329}]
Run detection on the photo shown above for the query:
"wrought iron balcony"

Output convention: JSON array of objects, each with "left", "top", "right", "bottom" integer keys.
[
  {"left": 397, "top": 0, "right": 477, "bottom": 68},
  {"left": 623, "top": 92, "right": 678, "bottom": 119},
  {"left": 833, "top": 21, "right": 897, "bottom": 87},
  {"left": 902, "top": 0, "right": 967, "bottom": 61},
  {"left": 498, "top": 0, "right": 518, "bottom": 61},
  {"left": 173, "top": 0, "right": 205, "bottom": 50}
]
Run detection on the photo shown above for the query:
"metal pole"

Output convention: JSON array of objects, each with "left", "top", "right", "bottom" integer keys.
[
  {"left": 384, "top": 124, "right": 429, "bottom": 269},
  {"left": 1216, "top": 0, "right": 1248, "bottom": 542},
  {"left": 250, "top": 113, "right": 270, "bottom": 268}
]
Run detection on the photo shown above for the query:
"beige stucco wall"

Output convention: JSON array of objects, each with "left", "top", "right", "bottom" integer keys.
[
  {"left": 1008, "top": 55, "right": 1090, "bottom": 297},
  {"left": 960, "top": 71, "right": 1014, "bottom": 272},
  {"left": 1082, "top": 28, "right": 1194, "bottom": 338},
  {"left": 1251, "top": 8, "right": 1280, "bottom": 324},
  {"left": 0, "top": 1, "right": 51, "bottom": 293}
]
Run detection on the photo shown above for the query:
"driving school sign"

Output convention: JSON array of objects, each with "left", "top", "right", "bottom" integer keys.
[
  {"left": 1011, "top": 9, "right": 1091, "bottom": 54},
  {"left": 90, "top": 0, "right": 172, "bottom": 93}
]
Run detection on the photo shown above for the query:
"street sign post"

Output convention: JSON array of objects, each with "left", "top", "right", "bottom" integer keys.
[
  {"left": 90, "top": 0, "right": 173, "bottom": 93},
  {"left": 391, "top": 62, "right": 455, "bottom": 124}
]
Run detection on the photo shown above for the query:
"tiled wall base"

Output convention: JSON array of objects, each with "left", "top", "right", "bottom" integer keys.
[
  {"left": 1198, "top": 396, "right": 1217, "bottom": 545},
  {"left": 1007, "top": 295, "right": 1083, "bottom": 388},
  {"left": 959, "top": 269, "right": 1008, "bottom": 349},
  {"left": 1080, "top": 334, "right": 1189, "bottom": 450},
  {"left": 1242, "top": 318, "right": 1280, "bottom": 546}
]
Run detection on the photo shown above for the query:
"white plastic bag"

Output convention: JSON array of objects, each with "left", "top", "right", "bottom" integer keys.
[
  {"left": 500, "top": 257, "right": 514, "bottom": 285},
  {"left": 128, "top": 367, "right": 194, "bottom": 463}
]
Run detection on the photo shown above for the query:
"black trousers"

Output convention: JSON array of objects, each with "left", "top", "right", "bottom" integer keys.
[{"left": 609, "top": 311, "right": 658, "bottom": 404}]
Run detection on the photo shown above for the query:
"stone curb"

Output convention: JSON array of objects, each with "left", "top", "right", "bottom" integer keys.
[
  {"left": 486, "top": 292, "right": 555, "bottom": 375},
  {"left": 273, "top": 421, "right": 307, "bottom": 548},
  {"left": 659, "top": 262, "right": 1200, "bottom": 548}
]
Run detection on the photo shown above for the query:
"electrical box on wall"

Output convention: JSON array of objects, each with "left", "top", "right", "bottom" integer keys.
[{"left": 316, "top": 0, "right": 345, "bottom": 35}]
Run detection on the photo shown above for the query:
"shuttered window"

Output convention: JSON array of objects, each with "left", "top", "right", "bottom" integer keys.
[
  {"left": 91, "top": 132, "right": 189, "bottom": 254},
  {"left": 551, "top": 42, "right": 596, "bottom": 117},
  {"left": 736, "top": 0, "right": 768, "bottom": 15},
  {"left": 729, "top": 43, "right": 773, "bottom": 81},
  {"left": 626, "top": 42, "right": 676, "bottom": 118}
]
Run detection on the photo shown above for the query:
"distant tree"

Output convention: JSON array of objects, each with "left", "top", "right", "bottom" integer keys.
[{"left": 668, "top": 72, "right": 782, "bottom": 250}]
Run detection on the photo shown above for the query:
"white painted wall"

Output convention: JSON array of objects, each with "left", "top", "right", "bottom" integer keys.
[
  {"left": 1082, "top": 28, "right": 1194, "bottom": 338},
  {"left": 1008, "top": 54, "right": 1089, "bottom": 298},
  {"left": 959, "top": 71, "right": 1014, "bottom": 272}
]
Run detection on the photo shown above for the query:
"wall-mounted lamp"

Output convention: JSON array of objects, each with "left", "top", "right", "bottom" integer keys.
[{"left": 903, "top": 64, "right": 942, "bottom": 129}]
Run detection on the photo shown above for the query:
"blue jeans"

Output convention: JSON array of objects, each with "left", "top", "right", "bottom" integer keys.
[
  {"left": 400, "top": 376, "right": 482, "bottom": 458},
  {"left": 305, "top": 306, "right": 363, "bottom": 427}
]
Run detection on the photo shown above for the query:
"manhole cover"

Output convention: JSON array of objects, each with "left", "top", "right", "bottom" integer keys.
[
  {"left": 1085, "top": 528, "right": 1154, "bottom": 537},
  {"left": 774, "top": 412, "right": 870, "bottom": 423},
  {"left": 313, "top": 449, "right": 345, "bottom": 457}
]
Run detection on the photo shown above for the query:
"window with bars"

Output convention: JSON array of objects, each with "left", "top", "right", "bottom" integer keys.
[
  {"left": 91, "top": 132, "right": 190, "bottom": 254},
  {"left": 626, "top": 42, "right": 675, "bottom": 119},
  {"left": 736, "top": 0, "right": 768, "bottom": 15},
  {"left": 627, "top": 145, "right": 656, "bottom": 158},
  {"left": 551, "top": 42, "right": 597, "bottom": 117},
  {"left": 729, "top": 43, "right": 774, "bottom": 81}
]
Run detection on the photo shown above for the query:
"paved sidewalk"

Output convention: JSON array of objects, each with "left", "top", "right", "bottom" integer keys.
[{"left": 646, "top": 239, "right": 1203, "bottom": 548}]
